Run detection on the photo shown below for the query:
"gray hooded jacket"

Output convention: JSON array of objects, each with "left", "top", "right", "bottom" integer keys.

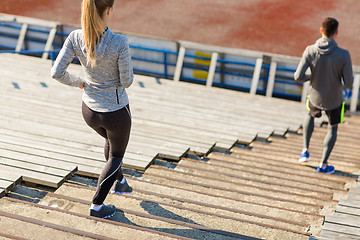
[
  {"left": 51, "top": 28, "right": 133, "bottom": 112},
  {"left": 294, "top": 37, "right": 353, "bottom": 110}
]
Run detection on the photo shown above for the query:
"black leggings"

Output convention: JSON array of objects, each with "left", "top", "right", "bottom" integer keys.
[{"left": 82, "top": 102, "right": 132, "bottom": 205}]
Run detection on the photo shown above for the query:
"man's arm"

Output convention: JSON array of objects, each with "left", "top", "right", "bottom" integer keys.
[
  {"left": 294, "top": 47, "right": 311, "bottom": 83},
  {"left": 342, "top": 50, "right": 353, "bottom": 89}
]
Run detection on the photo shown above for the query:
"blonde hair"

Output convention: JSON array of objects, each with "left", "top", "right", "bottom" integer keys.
[{"left": 81, "top": 0, "right": 114, "bottom": 67}]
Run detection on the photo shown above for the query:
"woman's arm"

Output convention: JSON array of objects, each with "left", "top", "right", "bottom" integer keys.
[
  {"left": 51, "top": 32, "right": 85, "bottom": 87},
  {"left": 118, "top": 37, "right": 134, "bottom": 88}
]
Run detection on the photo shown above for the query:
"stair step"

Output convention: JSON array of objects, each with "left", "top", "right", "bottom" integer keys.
[
  {"left": 181, "top": 156, "right": 341, "bottom": 200},
  {"left": 0, "top": 197, "right": 188, "bottom": 240},
  {"left": 0, "top": 172, "right": 22, "bottom": 198},
  {"left": 209, "top": 151, "right": 353, "bottom": 184},
  {"left": 227, "top": 149, "right": 356, "bottom": 190},
  {"left": 264, "top": 136, "right": 360, "bottom": 157},
  {"left": 146, "top": 164, "right": 335, "bottom": 209},
  {"left": 246, "top": 135, "right": 360, "bottom": 171},
  {"left": 0, "top": 180, "right": 17, "bottom": 198},
  {"left": 38, "top": 195, "right": 217, "bottom": 240},
  {"left": 184, "top": 154, "right": 345, "bottom": 193},
  {"left": 56, "top": 182, "right": 311, "bottom": 239},
  {"left": 118, "top": 176, "right": 324, "bottom": 235},
  {"left": 44, "top": 186, "right": 262, "bottom": 240},
  {"left": 231, "top": 146, "right": 359, "bottom": 172},
  {"left": 250, "top": 141, "right": 360, "bottom": 165},
  {"left": 320, "top": 229, "right": 360, "bottom": 240},
  {"left": 0, "top": 135, "right": 105, "bottom": 178},
  {"left": 0, "top": 232, "right": 28, "bottom": 240},
  {"left": 271, "top": 130, "right": 360, "bottom": 152},
  {"left": 0, "top": 164, "right": 68, "bottom": 188},
  {"left": 178, "top": 158, "right": 345, "bottom": 197},
  {"left": 0, "top": 208, "right": 107, "bottom": 240},
  {"left": 140, "top": 167, "right": 329, "bottom": 222}
]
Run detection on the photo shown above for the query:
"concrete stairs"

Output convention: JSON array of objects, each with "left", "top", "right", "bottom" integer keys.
[
  {"left": 0, "top": 53, "right": 359, "bottom": 239},
  {"left": 1, "top": 183, "right": 259, "bottom": 240},
  {"left": 2, "top": 117, "right": 358, "bottom": 239}
]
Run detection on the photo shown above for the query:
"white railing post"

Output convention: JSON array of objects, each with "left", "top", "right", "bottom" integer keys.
[
  {"left": 15, "top": 23, "right": 28, "bottom": 52},
  {"left": 350, "top": 74, "right": 360, "bottom": 112},
  {"left": 42, "top": 27, "right": 57, "bottom": 59},
  {"left": 250, "top": 58, "right": 263, "bottom": 95},
  {"left": 173, "top": 46, "right": 186, "bottom": 82},
  {"left": 206, "top": 52, "right": 218, "bottom": 88},
  {"left": 266, "top": 61, "right": 277, "bottom": 97}
]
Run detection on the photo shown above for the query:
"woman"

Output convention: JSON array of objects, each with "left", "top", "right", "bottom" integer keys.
[{"left": 51, "top": 0, "right": 134, "bottom": 219}]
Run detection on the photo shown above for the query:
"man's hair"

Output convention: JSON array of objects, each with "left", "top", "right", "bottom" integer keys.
[{"left": 322, "top": 17, "right": 339, "bottom": 38}]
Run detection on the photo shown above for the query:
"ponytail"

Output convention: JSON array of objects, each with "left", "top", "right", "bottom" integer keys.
[{"left": 81, "top": 0, "right": 114, "bottom": 67}]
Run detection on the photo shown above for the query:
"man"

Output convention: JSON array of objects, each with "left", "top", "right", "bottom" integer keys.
[{"left": 294, "top": 17, "right": 353, "bottom": 174}]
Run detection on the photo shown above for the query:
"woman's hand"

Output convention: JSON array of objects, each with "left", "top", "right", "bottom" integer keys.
[{"left": 79, "top": 82, "right": 85, "bottom": 89}]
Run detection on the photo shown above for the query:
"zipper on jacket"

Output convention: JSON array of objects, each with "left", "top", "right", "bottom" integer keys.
[{"left": 115, "top": 88, "right": 119, "bottom": 104}]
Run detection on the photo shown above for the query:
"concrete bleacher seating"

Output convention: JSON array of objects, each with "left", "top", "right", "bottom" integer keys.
[
  {"left": 0, "top": 53, "right": 309, "bottom": 185},
  {"left": 1, "top": 118, "right": 359, "bottom": 239},
  {"left": 0, "top": 53, "right": 359, "bottom": 239}
]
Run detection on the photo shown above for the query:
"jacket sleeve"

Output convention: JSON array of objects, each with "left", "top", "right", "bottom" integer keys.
[
  {"left": 118, "top": 37, "right": 134, "bottom": 88},
  {"left": 294, "top": 47, "right": 311, "bottom": 83},
  {"left": 342, "top": 50, "right": 353, "bottom": 89},
  {"left": 50, "top": 32, "right": 85, "bottom": 87}
]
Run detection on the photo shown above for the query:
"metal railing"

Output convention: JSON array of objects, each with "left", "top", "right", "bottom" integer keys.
[
  {"left": 0, "top": 13, "right": 359, "bottom": 112},
  {"left": 0, "top": 49, "right": 60, "bottom": 64}
]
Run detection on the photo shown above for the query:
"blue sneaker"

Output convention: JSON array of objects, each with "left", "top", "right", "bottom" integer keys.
[
  {"left": 298, "top": 151, "right": 309, "bottom": 163},
  {"left": 316, "top": 165, "right": 335, "bottom": 174},
  {"left": 89, "top": 204, "right": 117, "bottom": 219},
  {"left": 111, "top": 179, "right": 133, "bottom": 195}
]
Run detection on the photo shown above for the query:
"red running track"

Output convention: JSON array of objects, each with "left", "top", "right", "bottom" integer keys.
[{"left": 1, "top": 0, "right": 359, "bottom": 65}]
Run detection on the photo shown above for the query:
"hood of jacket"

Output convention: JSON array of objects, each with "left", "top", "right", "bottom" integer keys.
[
  {"left": 315, "top": 37, "right": 338, "bottom": 55},
  {"left": 80, "top": 28, "right": 112, "bottom": 59}
]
